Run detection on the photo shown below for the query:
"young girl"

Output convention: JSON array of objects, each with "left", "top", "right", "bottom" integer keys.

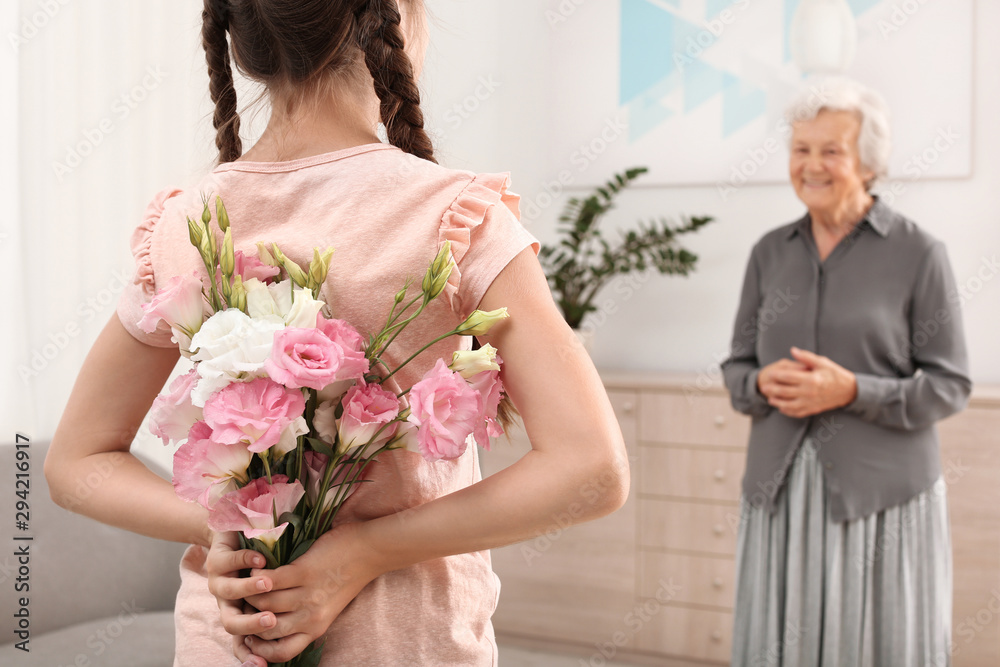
[{"left": 44, "top": 1, "right": 629, "bottom": 665}]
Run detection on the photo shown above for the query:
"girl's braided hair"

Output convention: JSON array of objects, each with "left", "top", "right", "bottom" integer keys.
[{"left": 201, "top": 0, "right": 435, "bottom": 165}]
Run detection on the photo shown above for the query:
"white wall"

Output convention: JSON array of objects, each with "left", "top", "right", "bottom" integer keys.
[{"left": 427, "top": 0, "right": 1000, "bottom": 385}]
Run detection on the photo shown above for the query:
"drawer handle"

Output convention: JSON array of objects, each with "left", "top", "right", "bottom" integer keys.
[
  {"left": 712, "top": 577, "right": 724, "bottom": 589},
  {"left": 711, "top": 629, "right": 723, "bottom": 642},
  {"left": 712, "top": 524, "right": 724, "bottom": 536},
  {"left": 620, "top": 402, "right": 635, "bottom": 415},
  {"left": 713, "top": 415, "right": 726, "bottom": 427},
  {"left": 713, "top": 469, "right": 726, "bottom": 482}
]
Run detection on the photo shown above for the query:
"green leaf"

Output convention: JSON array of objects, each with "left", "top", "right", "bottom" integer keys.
[
  {"left": 305, "top": 436, "right": 336, "bottom": 459},
  {"left": 277, "top": 511, "right": 303, "bottom": 539},
  {"left": 288, "top": 538, "right": 316, "bottom": 563},
  {"left": 248, "top": 539, "right": 280, "bottom": 569},
  {"left": 289, "top": 639, "right": 325, "bottom": 667}
]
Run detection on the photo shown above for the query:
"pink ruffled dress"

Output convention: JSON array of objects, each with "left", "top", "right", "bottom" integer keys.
[{"left": 115, "top": 143, "right": 539, "bottom": 666}]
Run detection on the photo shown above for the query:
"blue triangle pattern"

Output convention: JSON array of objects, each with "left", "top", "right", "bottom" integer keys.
[
  {"left": 684, "top": 59, "right": 727, "bottom": 113},
  {"left": 722, "top": 73, "right": 766, "bottom": 136},
  {"left": 628, "top": 94, "right": 675, "bottom": 142},
  {"left": 619, "top": 0, "right": 677, "bottom": 105}
]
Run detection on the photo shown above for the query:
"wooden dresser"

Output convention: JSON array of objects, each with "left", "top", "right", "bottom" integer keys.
[{"left": 480, "top": 372, "right": 1000, "bottom": 666}]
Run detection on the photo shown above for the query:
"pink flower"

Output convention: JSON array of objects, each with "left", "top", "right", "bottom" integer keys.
[
  {"left": 172, "top": 421, "right": 252, "bottom": 508},
  {"left": 467, "top": 366, "right": 504, "bottom": 451},
  {"left": 337, "top": 382, "right": 401, "bottom": 454},
  {"left": 208, "top": 475, "right": 305, "bottom": 549},
  {"left": 302, "top": 451, "right": 356, "bottom": 513},
  {"left": 265, "top": 327, "right": 365, "bottom": 391},
  {"left": 234, "top": 250, "right": 281, "bottom": 283},
  {"left": 149, "top": 368, "right": 203, "bottom": 446},
  {"left": 203, "top": 377, "right": 307, "bottom": 455},
  {"left": 317, "top": 315, "right": 370, "bottom": 388},
  {"left": 138, "top": 272, "right": 208, "bottom": 351},
  {"left": 406, "top": 359, "right": 483, "bottom": 462},
  {"left": 315, "top": 315, "right": 364, "bottom": 352}
]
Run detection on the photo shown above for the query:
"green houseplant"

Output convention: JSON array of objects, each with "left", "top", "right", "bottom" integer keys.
[{"left": 539, "top": 167, "right": 714, "bottom": 330}]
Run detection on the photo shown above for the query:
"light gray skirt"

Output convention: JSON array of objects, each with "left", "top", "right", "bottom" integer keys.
[{"left": 731, "top": 438, "right": 952, "bottom": 667}]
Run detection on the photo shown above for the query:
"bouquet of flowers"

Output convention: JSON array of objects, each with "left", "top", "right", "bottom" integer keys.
[{"left": 136, "top": 196, "right": 511, "bottom": 666}]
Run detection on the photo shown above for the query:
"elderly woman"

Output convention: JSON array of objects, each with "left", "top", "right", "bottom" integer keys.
[{"left": 722, "top": 77, "right": 971, "bottom": 666}]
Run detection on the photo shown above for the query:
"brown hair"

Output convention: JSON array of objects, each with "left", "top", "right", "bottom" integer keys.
[{"left": 201, "top": 0, "right": 436, "bottom": 165}]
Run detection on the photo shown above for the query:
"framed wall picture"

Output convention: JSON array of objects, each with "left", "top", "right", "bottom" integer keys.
[{"left": 547, "top": 0, "right": 973, "bottom": 192}]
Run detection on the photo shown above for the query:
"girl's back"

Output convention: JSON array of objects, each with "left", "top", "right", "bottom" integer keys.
[
  {"left": 46, "top": 2, "right": 628, "bottom": 665},
  {"left": 117, "top": 140, "right": 536, "bottom": 664}
]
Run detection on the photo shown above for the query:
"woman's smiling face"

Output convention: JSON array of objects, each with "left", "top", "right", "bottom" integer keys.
[{"left": 789, "top": 109, "right": 874, "bottom": 216}]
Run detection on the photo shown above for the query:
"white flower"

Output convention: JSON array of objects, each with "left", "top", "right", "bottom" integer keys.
[
  {"left": 313, "top": 399, "right": 338, "bottom": 445},
  {"left": 244, "top": 278, "right": 291, "bottom": 324},
  {"left": 318, "top": 379, "right": 354, "bottom": 404},
  {"left": 189, "top": 309, "right": 285, "bottom": 407},
  {"left": 284, "top": 286, "right": 326, "bottom": 328},
  {"left": 450, "top": 344, "right": 500, "bottom": 378},
  {"left": 245, "top": 280, "right": 324, "bottom": 329}
]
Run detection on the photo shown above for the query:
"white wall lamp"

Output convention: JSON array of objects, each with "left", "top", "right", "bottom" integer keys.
[{"left": 789, "top": 0, "right": 858, "bottom": 74}]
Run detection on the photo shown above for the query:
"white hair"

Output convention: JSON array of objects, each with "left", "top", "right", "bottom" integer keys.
[{"left": 784, "top": 76, "right": 892, "bottom": 190}]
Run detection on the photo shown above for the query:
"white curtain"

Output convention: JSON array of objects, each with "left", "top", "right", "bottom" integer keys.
[
  {"left": 1, "top": 3, "right": 27, "bottom": 439},
  {"left": 11, "top": 0, "right": 215, "bottom": 463}
]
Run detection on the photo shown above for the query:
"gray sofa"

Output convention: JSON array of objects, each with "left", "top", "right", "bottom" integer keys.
[{"left": 0, "top": 439, "right": 190, "bottom": 666}]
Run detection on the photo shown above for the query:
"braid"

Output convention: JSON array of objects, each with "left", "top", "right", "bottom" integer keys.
[
  {"left": 202, "top": 0, "right": 242, "bottom": 164},
  {"left": 356, "top": 0, "right": 436, "bottom": 164}
]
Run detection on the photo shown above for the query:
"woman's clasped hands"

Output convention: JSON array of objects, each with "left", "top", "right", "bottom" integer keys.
[
  {"left": 206, "top": 523, "right": 384, "bottom": 666},
  {"left": 757, "top": 346, "right": 858, "bottom": 418}
]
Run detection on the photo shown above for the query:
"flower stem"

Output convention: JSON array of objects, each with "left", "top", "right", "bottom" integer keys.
[
  {"left": 261, "top": 453, "right": 273, "bottom": 485},
  {"left": 382, "top": 327, "right": 465, "bottom": 383}
]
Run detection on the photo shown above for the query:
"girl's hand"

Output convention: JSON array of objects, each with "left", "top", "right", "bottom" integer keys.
[
  {"left": 205, "top": 530, "right": 275, "bottom": 667},
  {"left": 760, "top": 347, "right": 857, "bottom": 418},
  {"left": 239, "top": 522, "right": 384, "bottom": 663}
]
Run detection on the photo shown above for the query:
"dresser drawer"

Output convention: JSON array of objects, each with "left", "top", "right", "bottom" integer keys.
[
  {"left": 639, "top": 499, "right": 739, "bottom": 556},
  {"left": 639, "top": 551, "right": 736, "bottom": 610},
  {"left": 639, "top": 392, "right": 749, "bottom": 447},
  {"left": 639, "top": 446, "right": 745, "bottom": 501},
  {"left": 635, "top": 604, "right": 732, "bottom": 662}
]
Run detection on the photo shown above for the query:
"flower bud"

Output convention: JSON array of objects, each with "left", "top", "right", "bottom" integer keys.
[
  {"left": 187, "top": 216, "right": 203, "bottom": 249},
  {"left": 271, "top": 243, "right": 310, "bottom": 287},
  {"left": 450, "top": 344, "right": 500, "bottom": 378},
  {"left": 207, "top": 228, "right": 218, "bottom": 262},
  {"left": 308, "top": 246, "right": 336, "bottom": 288},
  {"left": 215, "top": 196, "right": 230, "bottom": 232},
  {"left": 256, "top": 242, "right": 280, "bottom": 267},
  {"left": 198, "top": 229, "right": 214, "bottom": 267},
  {"left": 201, "top": 200, "right": 212, "bottom": 226},
  {"left": 231, "top": 275, "right": 247, "bottom": 312},
  {"left": 421, "top": 241, "right": 454, "bottom": 300},
  {"left": 394, "top": 284, "right": 409, "bottom": 304},
  {"left": 458, "top": 308, "right": 509, "bottom": 336},
  {"left": 221, "top": 227, "right": 235, "bottom": 277}
]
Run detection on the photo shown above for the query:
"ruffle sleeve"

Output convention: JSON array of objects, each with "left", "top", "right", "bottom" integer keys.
[
  {"left": 438, "top": 172, "right": 539, "bottom": 315},
  {"left": 115, "top": 187, "right": 184, "bottom": 347}
]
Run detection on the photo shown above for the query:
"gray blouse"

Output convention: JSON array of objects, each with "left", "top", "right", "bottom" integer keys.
[{"left": 721, "top": 197, "right": 972, "bottom": 521}]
